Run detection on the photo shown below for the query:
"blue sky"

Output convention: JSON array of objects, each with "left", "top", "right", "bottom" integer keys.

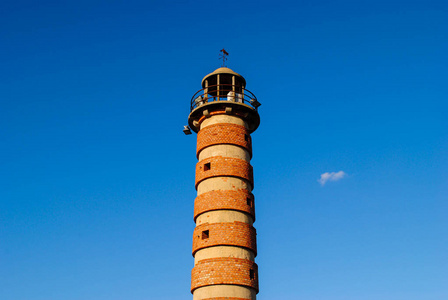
[{"left": 0, "top": 1, "right": 447, "bottom": 299}]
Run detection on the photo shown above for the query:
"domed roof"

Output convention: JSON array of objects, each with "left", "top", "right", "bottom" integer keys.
[{"left": 201, "top": 67, "right": 246, "bottom": 88}]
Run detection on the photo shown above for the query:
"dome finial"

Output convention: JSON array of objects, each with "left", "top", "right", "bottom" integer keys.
[{"left": 219, "top": 49, "right": 229, "bottom": 67}]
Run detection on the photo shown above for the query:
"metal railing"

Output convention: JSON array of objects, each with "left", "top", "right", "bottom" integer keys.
[{"left": 190, "top": 84, "right": 259, "bottom": 112}]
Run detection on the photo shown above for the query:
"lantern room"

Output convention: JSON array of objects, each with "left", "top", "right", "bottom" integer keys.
[{"left": 188, "top": 67, "right": 261, "bottom": 134}]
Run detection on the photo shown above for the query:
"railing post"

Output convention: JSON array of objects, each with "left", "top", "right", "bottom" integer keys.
[
  {"left": 204, "top": 80, "right": 208, "bottom": 103},
  {"left": 217, "top": 74, "right": 220, "bottom": 101}
]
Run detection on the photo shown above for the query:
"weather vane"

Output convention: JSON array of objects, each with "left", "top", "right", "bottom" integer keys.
[{"left": 219, "top": 49, "right": 229, "bottom": 67}]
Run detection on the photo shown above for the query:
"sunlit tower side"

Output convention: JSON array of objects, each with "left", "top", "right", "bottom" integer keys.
[{"left": 187, "top": 66, "right": 261, "bottom": 300}]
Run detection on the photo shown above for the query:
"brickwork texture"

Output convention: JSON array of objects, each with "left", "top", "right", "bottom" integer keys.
[
  {"left": 195, "top": 156, "right": 253, "bottom": 188},
  {"left": 200, "top": 298, "right": 252, "bottom": 300},
  {"left": 192, "top": 221, "right": 257, "bottom": 255},
  {"left": 197, "top": 124, "right": 252, "bottom": 158},
  {"left": 191, "top": 258, "right": 259, "bottom": 292},
  {"left": 194, "top": 189, "right": 255, "bottom": 221}
]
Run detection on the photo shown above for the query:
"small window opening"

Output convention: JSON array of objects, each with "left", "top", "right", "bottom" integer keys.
[
  {"left": 202, "top": 230, "right": 209, "bottom": 240},
  {"left": 244, "top": 134, "right": 249, "bottom": 142},
  {"left": 204, "top": 162, "right": 211, "bottom": 171},
  {"left": 247, "top": 197, "right": 252, "bottom": 207},
  {"left": 250, "top": 269, "right": 255, "bottom": 279}
]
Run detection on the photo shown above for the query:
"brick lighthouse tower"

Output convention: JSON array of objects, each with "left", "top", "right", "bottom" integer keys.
[{"left": 186, "top": 64, "right": 261, "bottom": 300}]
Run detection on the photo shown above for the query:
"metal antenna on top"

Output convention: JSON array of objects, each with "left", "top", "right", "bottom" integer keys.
[{"left": 219, "top": 49, "right": 229, "bottom": 67}]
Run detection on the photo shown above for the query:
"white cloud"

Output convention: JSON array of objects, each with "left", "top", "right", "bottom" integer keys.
[{"left": 318, "top": 171, "right": 347, "bottom": 186}]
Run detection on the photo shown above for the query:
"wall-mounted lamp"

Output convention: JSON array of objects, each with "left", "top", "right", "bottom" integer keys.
[
  {"left": 250, "top": 99, "right": 261, "bottom": 108},
  {"left": 183, "top": 125, "right": 192, "bottom": 135}
]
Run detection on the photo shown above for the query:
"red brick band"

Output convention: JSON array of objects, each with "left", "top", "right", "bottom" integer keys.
[
  {"left": 194, "top": 189, "right": 255, "bottom": 221},
  {"left": 195, "top": 156, "right": 253, "bottom": 189},
  {"left": 192, "top": 222, "right": 257, "bottom": 256},
  {"left": 200, "top": 298, "right": 251, "bottom": 300},
  {"left": 197, "top": 124, "right": 252, "bottom": 158},
  {"left": 191, "top": 258, "right": 259, "bottom": 293}
]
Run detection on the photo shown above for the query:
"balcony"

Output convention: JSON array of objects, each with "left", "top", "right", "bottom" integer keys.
[{"left": 190, "top": 84, "right": 260, "bottom": 112}]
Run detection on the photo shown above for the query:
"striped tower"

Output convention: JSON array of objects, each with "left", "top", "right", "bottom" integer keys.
[{"left": 187, "top": 67, "right": 261, "bottom": 300}]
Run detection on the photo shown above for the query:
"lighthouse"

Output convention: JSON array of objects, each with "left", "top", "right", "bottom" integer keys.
[{"left": 187, "top": 65, "right": 261, "bottom": 300}]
